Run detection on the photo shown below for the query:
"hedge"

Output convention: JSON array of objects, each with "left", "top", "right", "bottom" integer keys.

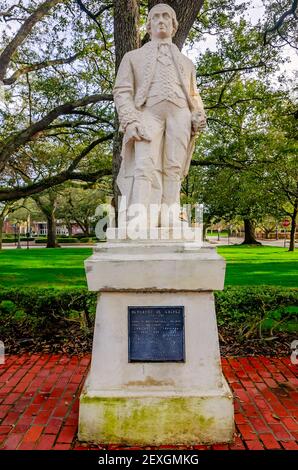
[
  {"left": 34, "top": 237, "right": 79, "bottom": 244},
  {"left": 79, "top": 237, "right": 95, "bottom": 243},
  {"left": 73, "top": 233, "right": 96, "bottom": 239},
  {"left": 0, "top": 288, "right": 96, "bottom": 333},
  {"left": 1, "top": 237, "right": 35, "bottom": 243},
  {"left": 0, "top": 286, "right": 297, "bottom": 338},
  {"left": 57, "top": 238, "right": 80, "bottom": 243},
  {"left": 215, "top": 286, "right": 298, "bottom": 337}
]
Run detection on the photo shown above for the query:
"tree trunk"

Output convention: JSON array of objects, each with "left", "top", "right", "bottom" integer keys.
[
  {"left": 46, "top": 213, "right": 57, "bottom": 248},
  {"left": 289, "top": 198, "right": 297, "bottom": 252},
  {"left": 263, "top": 228, "right": 272, "bottom": 239},
  {"left": 112, "top": 0, "right": 140, "bottom": 221},
  {"left": 66, "top": 220, "right": 72, "bottom": 236},
  {"left": 242, "top": 218, "right": 261, "bottom": 245},
  {"left": 83, "top": 219, "right": 90, "bottom": 236},
  {"left": 74, "top": 219, "right": 89, "bottom": 236},
  {"left": 0, "top": 216, "right": 4, "bottom": 250},
  {"left": 34, "top": 193, "right": 58, "bottom": 248},
  {"left": 112, "top": 116, "right": 123, "bottom": 222}
]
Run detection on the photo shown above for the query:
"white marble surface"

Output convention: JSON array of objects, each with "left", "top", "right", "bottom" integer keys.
[
  {"left": 87, "top": 291, "right": 222, "bottom": 392},
  {"left": 113, "top": 3, "right": 206, "bottom": 228},
  {"left": 85, "top": 242, "right": 225, "bottom": 292}
]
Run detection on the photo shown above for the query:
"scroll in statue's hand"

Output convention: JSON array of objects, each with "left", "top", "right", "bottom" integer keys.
[
  {"left": 125, "top": 122, "right": 151, "bottom": 142},
  {"left": 191, "top": 112, "right": 207, "bottom": 136}
]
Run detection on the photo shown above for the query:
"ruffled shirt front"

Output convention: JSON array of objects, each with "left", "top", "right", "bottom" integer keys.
[{"left": 146, "top": 42, "right": 188, "bottom": 108}]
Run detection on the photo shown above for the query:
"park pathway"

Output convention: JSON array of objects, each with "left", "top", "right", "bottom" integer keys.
[{"left": 0, "top": 354, "right": 297, "bottom": 450}]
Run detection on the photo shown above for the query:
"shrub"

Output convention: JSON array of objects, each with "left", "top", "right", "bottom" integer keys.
[
  {"left": 0, "top": 288, "right": 96, "bottom": 333},
  {"left": 79, "top": 238, "right": 95, "bottom": 243},
  {"left": 215, "top": 286, "right": 298, "bottom": 338},
  {"left": 0, "top": 286, "right": 296, "bottom": 353},
  {"left": 34, "top": 238, "right": 47, "bottom": 244},
  {"left": 57, "top": 237, "right": 79, "bottom": 243},
  {"left": 73, "top": 233, "right": 87, "bottom": 239},
  {"left": 34, "top": 237, "right": 79, "bottom": 244},
  {"left": 1, "top": 237, "right": 34, "bottom": 243},
  {"left": 73, "top": 233, "right": 96, "bottom": 239}
]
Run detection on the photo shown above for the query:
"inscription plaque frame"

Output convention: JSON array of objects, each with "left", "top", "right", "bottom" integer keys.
[{"left": 128, "top": 306, "right": 185, "bottom": 362}]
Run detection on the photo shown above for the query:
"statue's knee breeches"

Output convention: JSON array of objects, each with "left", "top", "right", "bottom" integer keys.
[
  {"left": 134, "top": 138, "right": 162, "bottom": 182},
  {"left": 133, "top": 104, "right": 167, "bottom": 181},
  {"left": 163, "top": 106, "right": 192, "bottom": 180}
]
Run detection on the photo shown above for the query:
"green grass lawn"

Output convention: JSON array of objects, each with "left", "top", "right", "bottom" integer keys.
[
  {"left": 218, "top": 245, "right": 298, "bottom": 287},
  {"left": 0, "top": 245, "right": 297, "bottom": 289},
  {"left": 0, "top": 248, "right": 92, "bottom": 289}
]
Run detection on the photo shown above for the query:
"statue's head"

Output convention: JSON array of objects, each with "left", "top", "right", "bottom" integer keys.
[{"left": 146, "top": 3, "right": 178, "bottom": 40}]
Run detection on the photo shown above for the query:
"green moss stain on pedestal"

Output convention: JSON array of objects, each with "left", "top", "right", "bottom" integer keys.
[{"left": 78, "top": 394, "right": 230, "bottom": 445}]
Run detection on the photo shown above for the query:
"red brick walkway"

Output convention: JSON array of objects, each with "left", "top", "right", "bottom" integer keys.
[{"left": 0, "top": 355, "right": 297, "bottom": 450}]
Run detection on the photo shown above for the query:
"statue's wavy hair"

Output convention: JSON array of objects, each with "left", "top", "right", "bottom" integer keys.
[{"left": 146, "top": 4, "right": 179, "bottom": 38}]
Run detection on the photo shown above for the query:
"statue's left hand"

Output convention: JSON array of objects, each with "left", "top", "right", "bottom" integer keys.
[
  {"left": 191, "top": 112, "right": 207, "bottom": 136},
  {"left": 125, "top": 122, "right": 151, "bottom": 142}
]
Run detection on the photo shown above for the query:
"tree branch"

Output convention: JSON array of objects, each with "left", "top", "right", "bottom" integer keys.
[
  {"left": 94, "top": 3, "right": 113, "bottom": 17},
  {"left": 0, "top": 2, "right": 30, "bottom": 20},
  {"left": 264, "top": 0, "right": 298, "bottom": 45},
  {"left": 75, "top": 0, "right": 111, "bottom": 51},
  {"left": 191, "top": 159, "right": 243, "bottom": 170},
  {"left": 0, "top": 93, "right": 114, "bottom": 172},
  {"left": 76, "top": 0, "right": 112, "bottom": 20},
  {"left": 0, "top": 0, "right": 67, "bottom": 82},
  {"left": 205, "top": 72, "right": 237, "bottom": 110},
  {"left": 67, "top": 133, "right": 114, "bottom": 172},
  {"left": 0, "top": 168, "right": 112, "bottom": 201},
  {"left": 3, "top": 53, "right": 80, "bottom": 85},
  {"left": 69, "top": 168, "right": 112, "bottom": 183},
  {"left": 200, "top": 62, "right": 266, "bottom": 77},
  {"left": 0, "top": 135, "right": 114, "bottom": 202}
]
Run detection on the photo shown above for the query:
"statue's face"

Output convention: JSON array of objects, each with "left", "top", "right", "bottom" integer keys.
[{"left": 150, "top": 8, "right": 174, "bottom": 39}]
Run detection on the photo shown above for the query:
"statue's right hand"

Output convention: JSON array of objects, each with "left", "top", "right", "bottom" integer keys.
[{"left": 125, "top": 122, "right": 151, "bottom": 142}]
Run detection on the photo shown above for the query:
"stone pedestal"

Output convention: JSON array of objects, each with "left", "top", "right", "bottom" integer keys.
[{"left": 79, "top": 239, "right": 234, "bottom": 445}]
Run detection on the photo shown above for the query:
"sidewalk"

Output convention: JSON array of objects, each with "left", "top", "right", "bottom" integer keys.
[
  {"left": 1, "top": 243, "right": 93, "bottom": 249},
  {"left": 206, "top": 236, "right": 298, "bottom": 248},
  {"left": 2, "top": 238, "right": 297, "bottom": 249},
  {"left": 0, "top": 354, "right": 297, "bottom": 450}
]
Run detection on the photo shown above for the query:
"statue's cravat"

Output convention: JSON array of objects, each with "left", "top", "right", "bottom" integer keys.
[{"left": 157, "top": 42, "right": 172, "bottom": 66}]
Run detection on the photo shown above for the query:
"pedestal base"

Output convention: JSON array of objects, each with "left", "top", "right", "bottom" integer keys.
[
  {"left": 79, "top": 241, "right": 234, "bottom": 445},
  {"left": 79, "top": 376, "right": 234, "bottom": 445}
]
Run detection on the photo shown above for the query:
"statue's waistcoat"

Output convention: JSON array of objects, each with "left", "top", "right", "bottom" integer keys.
[{"left": 134, "top": 42, "right": 193, "bottom": 111}]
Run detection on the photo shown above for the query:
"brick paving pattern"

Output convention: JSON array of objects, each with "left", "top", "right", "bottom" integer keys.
[{"left": 0, "top": 354, "right": 297, "bottom": 450}]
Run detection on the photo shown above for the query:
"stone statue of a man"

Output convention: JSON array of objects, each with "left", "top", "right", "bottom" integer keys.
[{"left": 113, "top": 3, "right": 206, "bottom": 228}]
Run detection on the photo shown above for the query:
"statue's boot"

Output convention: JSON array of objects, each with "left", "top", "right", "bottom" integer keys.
[{"left": 160, "top": 177, "right": 186, "bottom": 228}]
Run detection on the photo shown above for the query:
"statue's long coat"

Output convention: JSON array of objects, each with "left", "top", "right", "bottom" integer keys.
[{"left": 113, "top": 41, "right": 205, "bottom": 205}]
